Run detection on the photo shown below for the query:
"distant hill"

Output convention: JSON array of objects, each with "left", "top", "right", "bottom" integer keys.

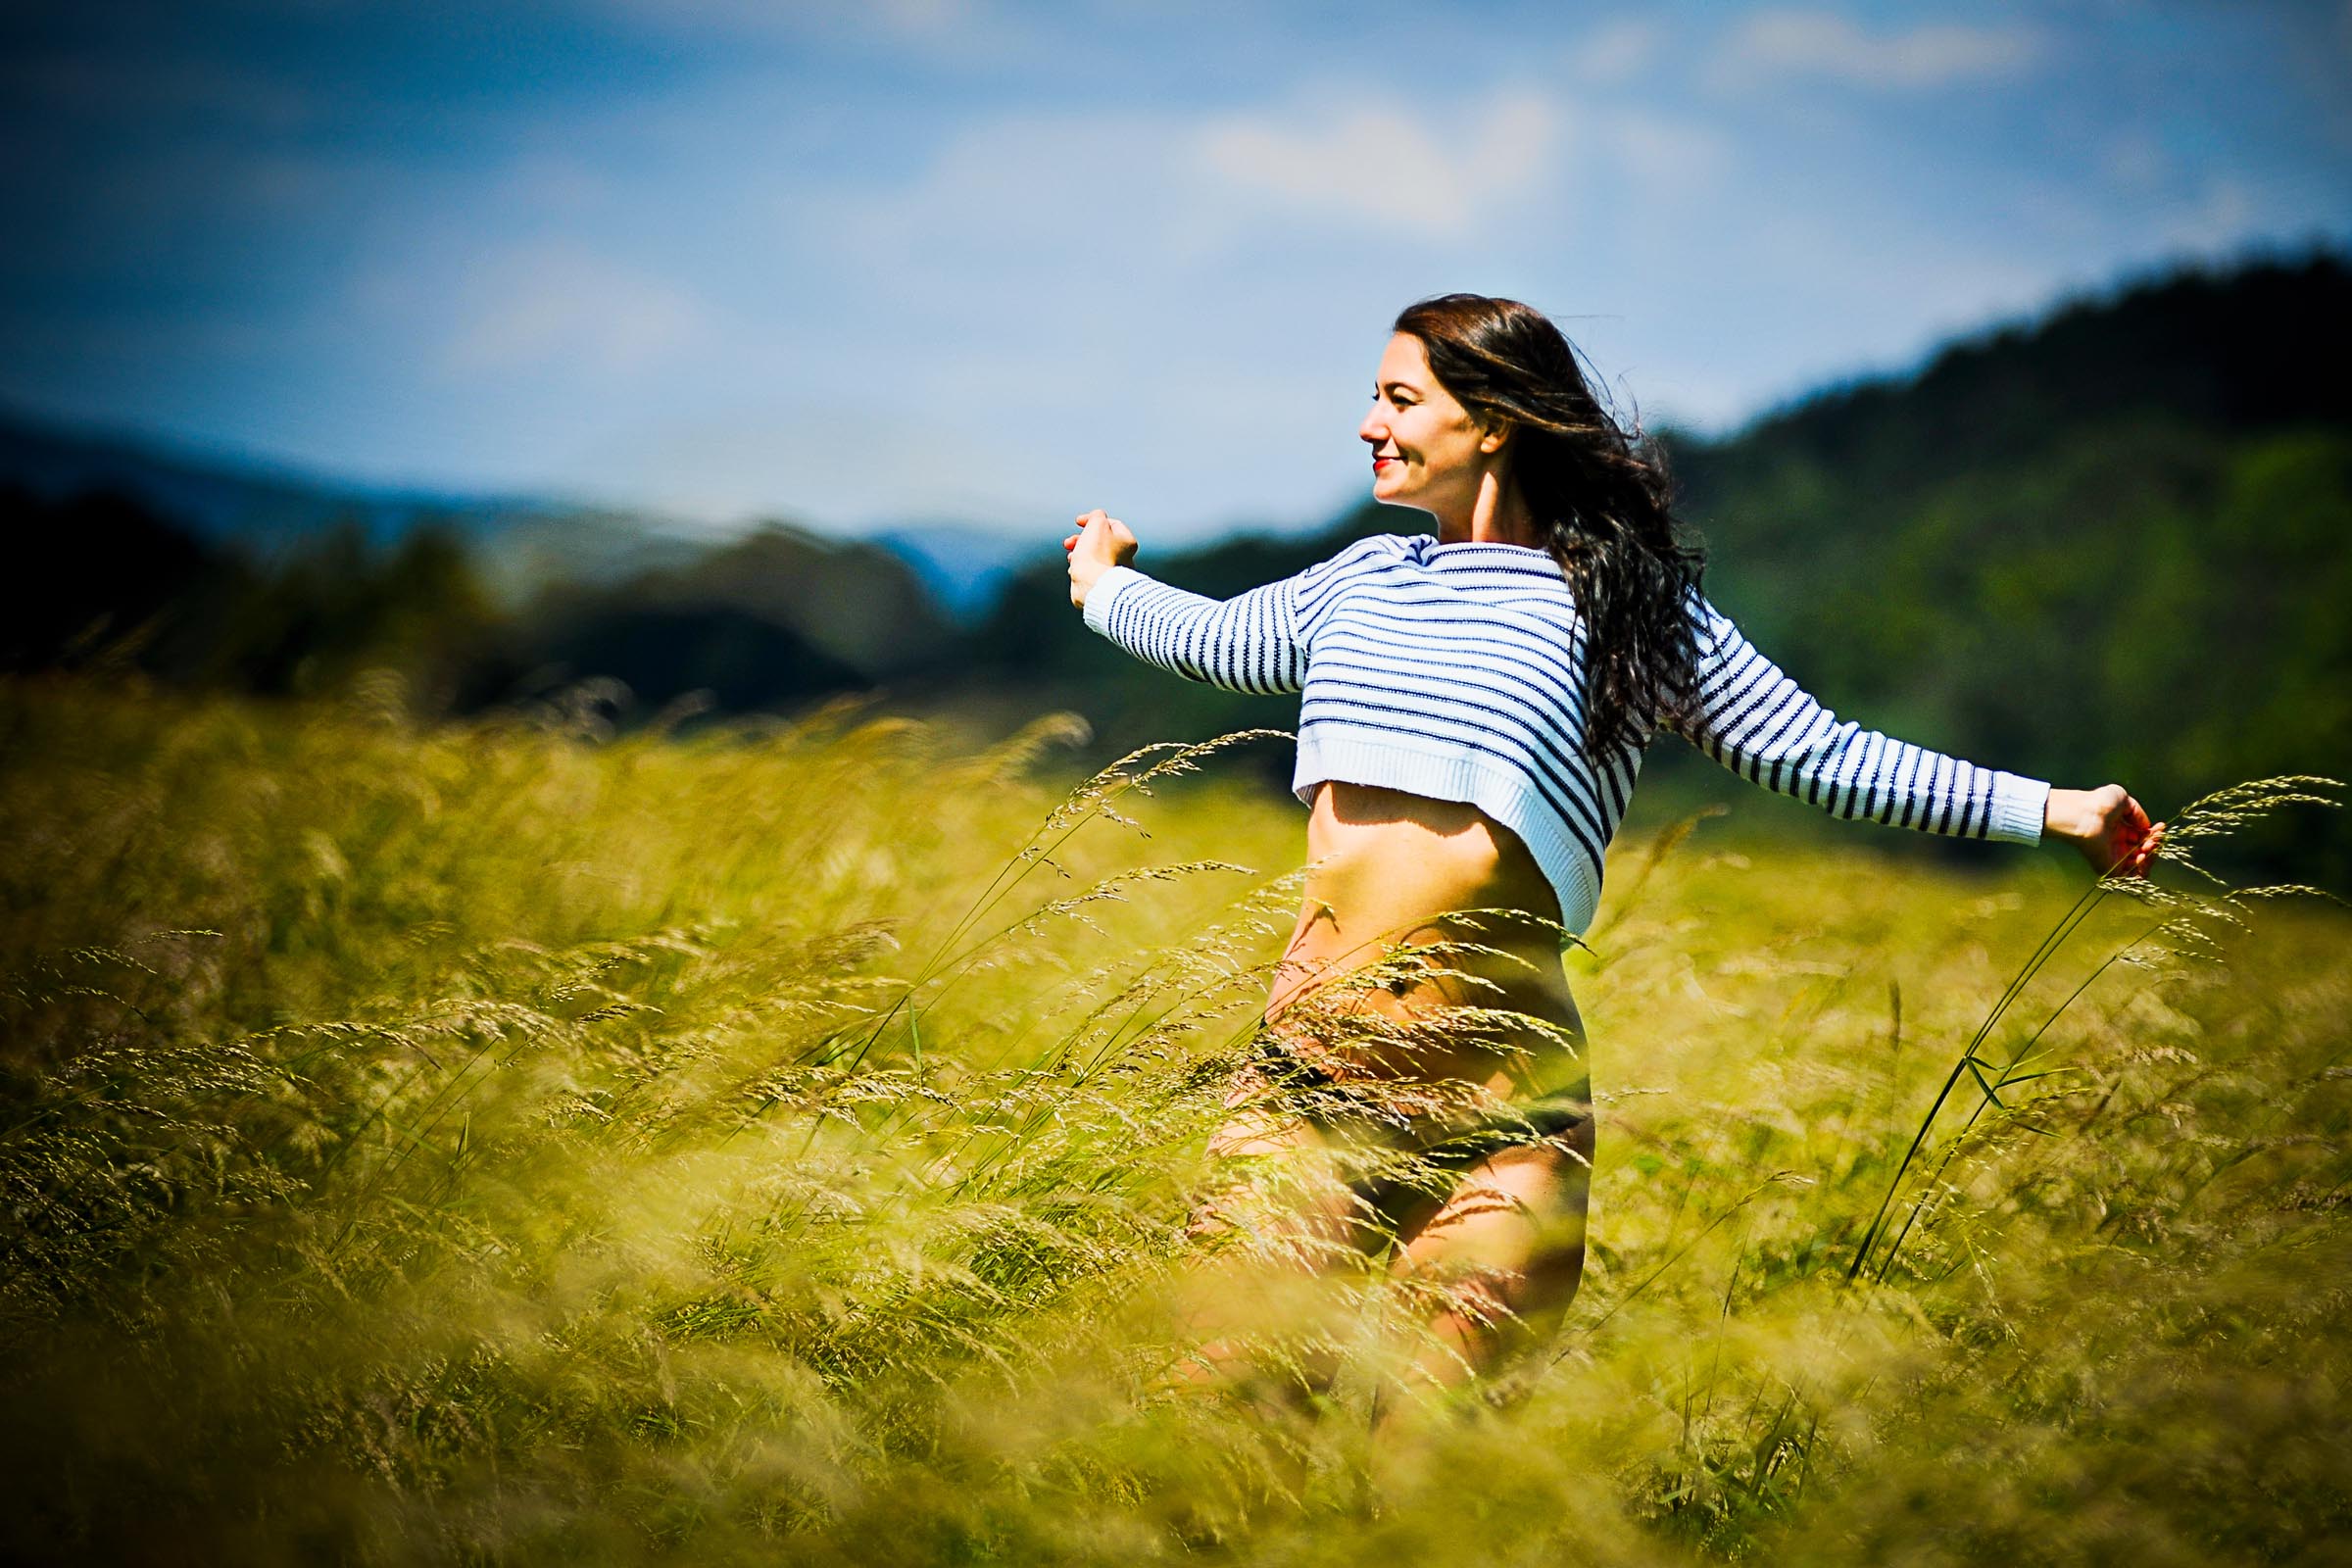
[
  {"left": 0, "top": 408, "right": 1039, "bottom": 615},
  {"left": 464, "top": 520, "right": 959, "bottom": 714},
  {"left": 1660, "top": 254, "right": 2350, "bottom": 842},
  {"left": 0, "top": 411, "right": 471, "bottom": 546},
  {"left": 0, "top": 409, "right": 711, "bottom": 602},
  {"left": 873, "top": 523, "right": 1045, "bottom": 623},
  {"left": 1685, "top": 254, "right": 2350, "bottom": 489},
  {"left": 0, "top": 418, "right": 970, "bottom": 716}
]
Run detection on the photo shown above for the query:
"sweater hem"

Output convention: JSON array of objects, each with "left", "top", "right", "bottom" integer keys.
[{"left": 1294, "top": 724, "right": 1606, "bottom": 942}]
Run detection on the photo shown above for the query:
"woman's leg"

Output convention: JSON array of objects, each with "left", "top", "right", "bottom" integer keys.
[
  {"left": 1177, "top": 900, "right": 1591, "bottom": 1396},
  {"left": 1168, "top": 1073, "right": 1363, "bottom": 1394},
  {"left": 1388, "top": 1119, "right": 1594, "bottom": 1390}
]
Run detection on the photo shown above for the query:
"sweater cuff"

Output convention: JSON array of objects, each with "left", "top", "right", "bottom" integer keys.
[
  {"left": 1984, "top": 771, "right": 2050, "bottom": 845},
  {"left": 1080, "top": 564, "right": 1149, "bottom": 637}
]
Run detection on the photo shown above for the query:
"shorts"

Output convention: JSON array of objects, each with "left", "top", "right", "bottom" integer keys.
[{"left": 1242, "top": 1043, "right": 1594, "bottom": 1236}]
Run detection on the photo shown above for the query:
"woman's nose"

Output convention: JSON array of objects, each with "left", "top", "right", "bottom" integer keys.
[{"left": 1359, "top": 409, "right": 1387, "bottom": 444}]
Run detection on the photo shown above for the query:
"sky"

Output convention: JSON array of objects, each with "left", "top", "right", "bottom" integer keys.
[{"left": 2, "top": 0, "right": 2348, "bottom": 545}]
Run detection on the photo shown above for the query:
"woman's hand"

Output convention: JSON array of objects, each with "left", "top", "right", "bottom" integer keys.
[
  {"left": 2045, "top": 785, "right": 2166, "bottom": 878},
  {"left": 1064, "top": 509, "right": 1139, "bottom": 608}
]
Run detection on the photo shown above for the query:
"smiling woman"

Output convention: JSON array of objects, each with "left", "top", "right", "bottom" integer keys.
[
  {"left": 1365, "top": 332, "right": 1505, "bottom": 505},
  {"left": 1061, "top": 293, "right": 2164, "bottom": 1400}
]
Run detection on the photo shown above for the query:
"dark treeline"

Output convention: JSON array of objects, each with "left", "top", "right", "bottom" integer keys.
[
  {"left": 2, "top": 498, "right": 946, "bottom": 718},
  {"left": 5, "top": 491, "right": 494, "bottom": 701},
  {"left": 12, "top": 254, "right": 2349, "bottom": 875}
]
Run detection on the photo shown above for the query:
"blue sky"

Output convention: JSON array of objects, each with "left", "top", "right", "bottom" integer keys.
[{"left": 2, "top": 0, "right": 2347, "bottom": 544}]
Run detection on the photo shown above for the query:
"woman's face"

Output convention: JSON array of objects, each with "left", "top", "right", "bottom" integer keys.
[{"left": 1359, "top": 331, "right": 1502, "bottom": 519}]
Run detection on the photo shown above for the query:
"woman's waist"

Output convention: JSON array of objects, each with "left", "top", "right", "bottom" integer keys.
[
  {"left": 1278, "top": 892, "right": 1575, "bottom": 1001},
  {"left": 1267, "top": 895, "right": 1584, "bottom": 1094},
  {"left": 1300, "top": 782, "right": 1564, "bottom": 934}
]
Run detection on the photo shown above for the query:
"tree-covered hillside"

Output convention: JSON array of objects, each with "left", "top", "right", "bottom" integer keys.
[{"left": 1665, "top": 256, "right": 2350, "bottom": 863}]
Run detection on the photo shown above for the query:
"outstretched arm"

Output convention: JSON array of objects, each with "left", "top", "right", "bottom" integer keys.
[
  {"left": 1065, "top": 508, "right": 1346, "bottom": 696},
  {"left": 1672, "top": 599, "right": 2047, "bottom": 842},
  {"left": 1672, "top": 597, "right": 2162, "bottom": 876}
]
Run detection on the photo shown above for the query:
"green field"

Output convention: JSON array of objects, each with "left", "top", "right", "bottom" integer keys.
[{"left": 3, "top": 679, "right": 2347, "bottom": 1564}]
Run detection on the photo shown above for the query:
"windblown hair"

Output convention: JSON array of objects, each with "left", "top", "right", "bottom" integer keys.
[{"left": 1394, "top": 294, "right": 1706, "bottom": 761}]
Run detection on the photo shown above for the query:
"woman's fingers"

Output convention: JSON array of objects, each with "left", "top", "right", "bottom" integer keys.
[
  {"left": 2055, "top": 785, "right": 2164, "bottom": 879},
  {"left": 1066, "top": 511, "right": 1125, "bottom": 608},
  {"left": 1064, "top": 509, "right": 1138, "bottom": 568},
  {"left": 2102, "top": 794, "right": 2166, "bottom": 880},
  {"left": 1101, "top": 514, "right": 1139, "bottom": 564},
  {"left": 2117, "top": 799, "right": 2154, "bottom": 869}
]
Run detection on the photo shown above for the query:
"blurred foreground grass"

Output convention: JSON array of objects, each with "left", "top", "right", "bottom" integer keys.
[{"left": 2, "top": 676, "right": 2348, "bottom": 1565}]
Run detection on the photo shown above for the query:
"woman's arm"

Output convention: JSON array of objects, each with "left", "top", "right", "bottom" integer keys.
[
  {"left": 1672, "top": 596, "right": 2077, "bottom": 851},
  {"left": 1673, "top": 597, "right": 2165, "bottom": 874},
  {"left": 1065, "top": 509, "right": 1367, "bottom": 696}
]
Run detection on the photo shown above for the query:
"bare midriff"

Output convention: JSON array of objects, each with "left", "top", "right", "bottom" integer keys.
[{"left": 1265, "top": 781, "right": 1588, "bottom": 1101}]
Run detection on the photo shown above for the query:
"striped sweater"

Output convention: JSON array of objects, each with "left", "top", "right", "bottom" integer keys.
[{"left": 1082, "top": 531, "right": 2049, "bottom": 937}]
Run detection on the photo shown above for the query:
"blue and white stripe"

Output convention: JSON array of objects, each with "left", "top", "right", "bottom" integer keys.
[{"left": 1082, "top": 533, "right": 2049, "bottom": 936}]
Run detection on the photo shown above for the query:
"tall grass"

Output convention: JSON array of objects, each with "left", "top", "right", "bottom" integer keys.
[{"left": 1, "top": 676, "right": 2347, "bottom": 1564}]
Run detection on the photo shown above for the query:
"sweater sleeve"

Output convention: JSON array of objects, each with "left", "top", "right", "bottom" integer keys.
[
  {"left": 1080, "top": 539, "right": 1383, "bottom": 697},
  {"left": 1670, "top": 594, "right": 2049, "bottom": 844}
]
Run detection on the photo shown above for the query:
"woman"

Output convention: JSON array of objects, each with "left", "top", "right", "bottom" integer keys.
[{"left": 1061, "top": 294, "right": 2161, "bottom": 1392}]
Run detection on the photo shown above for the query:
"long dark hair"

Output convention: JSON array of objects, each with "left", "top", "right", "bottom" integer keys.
[{"left": 1394, "top": 293, "right": 1706, "bottom": 760}]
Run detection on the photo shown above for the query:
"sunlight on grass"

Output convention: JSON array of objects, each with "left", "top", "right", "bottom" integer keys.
[{"left": 2, "top": 679, "right": 2346, "bottom": 1564}]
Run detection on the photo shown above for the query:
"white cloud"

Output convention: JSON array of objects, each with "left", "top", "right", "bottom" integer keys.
[
  {"left": 1567, "top": 19, "right": 1663, "bottom": 86},
  {"left": 1195, "top": 92, "right": 1561, "bottom": 238},
  {"left": 814, "top": 87, "right": 1571, "bottom": 295},
  {"left": 1712, "top": 10, "right": 2042, "bottom": 91},
  {"left": 442, "top": 243, "right": 713, "bottom": 377},
  {"left": 572, "top": 398, "right": 1029, "bottom": 527},
  {"left": 497, "top": 154, "right": 616, "bottom": 217},
  {"left": 815, "top": 107, "right": 1239, "bottom": 283},
  {"left": 1606, "top": 111, "right": 1735, "bottom": 192}
]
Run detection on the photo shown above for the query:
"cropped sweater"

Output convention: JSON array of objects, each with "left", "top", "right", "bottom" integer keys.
[{"left": 1082, "top": 532, "right": 2049, "bottom": 938}]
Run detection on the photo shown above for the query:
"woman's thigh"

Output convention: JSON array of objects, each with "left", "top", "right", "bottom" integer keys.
[
  {"left": 1189, "top": 1085, "right": 1361, "bottom": 1261},
  {"left": 1393, "top": 1121, "right": 1595, "bottom": 1349},
  {"left": 1169, "top": 1096, "right": 1368, "bottom": 1395}
]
